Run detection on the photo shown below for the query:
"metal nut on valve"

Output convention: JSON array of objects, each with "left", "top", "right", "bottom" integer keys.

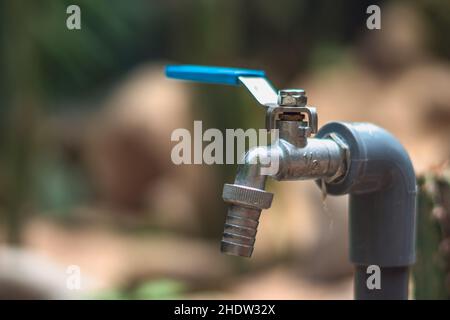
[{"left": 277, "top": 89, "right": 307, "bottom": 106}]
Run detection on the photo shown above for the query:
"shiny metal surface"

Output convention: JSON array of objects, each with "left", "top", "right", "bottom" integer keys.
[
  {"left": 221, "top": 117, "right": 348, "bottom": 257},
  {"left": 277, "top": 89, "right": 307, "bottom": 106}
]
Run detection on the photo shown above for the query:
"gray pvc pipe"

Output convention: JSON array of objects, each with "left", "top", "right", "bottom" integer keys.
[
  {"left": 316, "top": 122, "right": 417, "bottom": 300},
  {"left": 354, "top": 266, "right": 409, "bottom": 300}
]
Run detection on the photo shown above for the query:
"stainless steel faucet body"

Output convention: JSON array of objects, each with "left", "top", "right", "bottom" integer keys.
[
  {"left": 221, "top": 91, "right": 348, "bottom": 257},
  {"left": 166, "top": 65, "right": 416, "bottom": 300}
]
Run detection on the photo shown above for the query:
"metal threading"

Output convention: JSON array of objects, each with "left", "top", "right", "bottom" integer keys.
[
  {"left": 221, "top": 184, "right": 273, "bottom": 257},
  {"left": 221, "top": 205, "right": 261, "bottom": 257}
]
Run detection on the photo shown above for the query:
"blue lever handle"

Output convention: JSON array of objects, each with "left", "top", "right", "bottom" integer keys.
[{"left": 165, "top": 65, "right": 266, "bottom": 86}]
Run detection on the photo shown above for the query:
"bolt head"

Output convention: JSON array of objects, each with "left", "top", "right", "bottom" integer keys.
[{"left": 278, "top": 89, "right": 307, "bottom": 106}]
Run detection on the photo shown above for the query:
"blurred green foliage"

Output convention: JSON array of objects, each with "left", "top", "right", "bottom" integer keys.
[
  {"left": 416, "top": 0, "right": 450, "bottom": 60},
  {"left": 414, "top": 175, "right": 450, "bottom": 299},
  {"left": 0, "top": 0, "right": 160, "bottom": 102},
  {"left": 91, "top": 279, "right": 186, "bottom": 300}
]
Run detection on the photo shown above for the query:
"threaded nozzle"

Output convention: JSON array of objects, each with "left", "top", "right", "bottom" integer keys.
[
  {"left": 221, "top": 183, "right": 273, "bottom": 257},
  {"left": 221, "top": 205, "right": 261, "bottom": 257}
]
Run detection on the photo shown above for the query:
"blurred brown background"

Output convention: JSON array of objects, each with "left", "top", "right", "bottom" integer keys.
[{"left": 0, "top": 0, "right": 449, "bottom": 299}]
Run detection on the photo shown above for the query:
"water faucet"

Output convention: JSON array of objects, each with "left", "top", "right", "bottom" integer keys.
[
  {"left": 221, "top": 89, "right": 348, "bottom": 258},
  {"left": 166, "top": 65, "right": 417, "bottom": 300}
]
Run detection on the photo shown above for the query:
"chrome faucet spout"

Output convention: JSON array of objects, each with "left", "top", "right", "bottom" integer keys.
[
  {"left": 221, "top": 131, "right": 347, "bottom": 257},
  {"left": 221, "top": 146, "right": 274, "bottom": 257}
]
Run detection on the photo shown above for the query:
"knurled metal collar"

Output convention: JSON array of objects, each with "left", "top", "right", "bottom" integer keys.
[{"left": 222, "top": 184, "right": 273, "bottom": 210}]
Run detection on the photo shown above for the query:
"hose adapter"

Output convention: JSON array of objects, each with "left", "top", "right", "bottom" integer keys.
[{"left": 221, "top": 184, "right": 273, "bottom": 257}]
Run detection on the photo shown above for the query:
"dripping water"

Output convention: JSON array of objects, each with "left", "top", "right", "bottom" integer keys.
[{"left": 321, "top": 179, "right": 334, "bottom": 231}]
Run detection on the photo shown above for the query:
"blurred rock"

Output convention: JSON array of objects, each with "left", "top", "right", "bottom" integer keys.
[
  {"left": 84, "top": 64, "right": 217, "bottom": 233},
  {"left": 360, "top": 3, "right": 427, "bottom": 74}
]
